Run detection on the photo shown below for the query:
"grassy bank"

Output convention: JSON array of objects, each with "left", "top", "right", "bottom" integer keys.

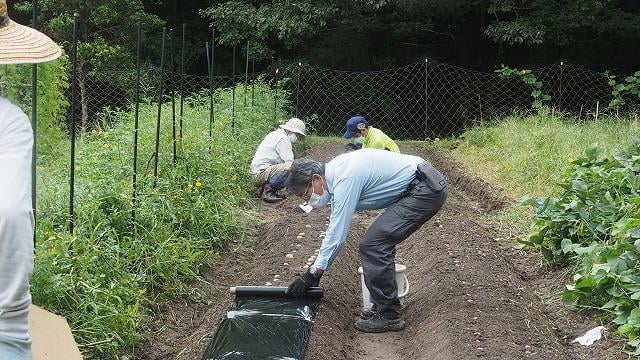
[
  {"left": 444, "top": 112, "right": 638, "bottom": 199},
  {"left": 31, "top": 82, "right": 288, "bottom": 358}
]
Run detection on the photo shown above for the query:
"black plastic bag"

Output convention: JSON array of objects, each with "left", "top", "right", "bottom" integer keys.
[{"left": 202, "top": 290, "right": 323, "bottom": 360}]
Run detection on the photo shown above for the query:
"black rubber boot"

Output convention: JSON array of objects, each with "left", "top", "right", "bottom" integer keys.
[
  {"left": 354, "top": 313, "right": 405, "bottom": 333},
  {"left": 262, "top": 185, "right": 283, "bottom": 203}
]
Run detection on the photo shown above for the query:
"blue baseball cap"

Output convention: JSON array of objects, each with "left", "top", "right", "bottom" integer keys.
[{"left": 343, "top": 116, "right": 368, "bottom": 139}]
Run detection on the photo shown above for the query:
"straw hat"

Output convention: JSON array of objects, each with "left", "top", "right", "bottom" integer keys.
[
  {"left": 0, "top": 0, "right": 61, "bottom": 64},
  {"left": 279, "top": 117, "right": 306, "bottom": 136}
]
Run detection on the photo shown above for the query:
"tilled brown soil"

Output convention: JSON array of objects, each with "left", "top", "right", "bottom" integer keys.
[{"left": 137, "top": 142, "right": 623, "bottom": 360}]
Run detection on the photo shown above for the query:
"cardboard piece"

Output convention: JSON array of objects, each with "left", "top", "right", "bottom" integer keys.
[{"left": 28, "top": 305, "right": 83, "bottom": 360}]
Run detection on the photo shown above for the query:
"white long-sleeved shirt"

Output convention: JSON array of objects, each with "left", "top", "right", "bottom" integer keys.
[
  {"left": 0, "top": 97, "right": 34, "bottom": 342},
  {"left": 250, "top": 128, "right": 294, "bottom": 174},
  {"left": 313, "top": 149, "right": 425, "bottom": 270}
]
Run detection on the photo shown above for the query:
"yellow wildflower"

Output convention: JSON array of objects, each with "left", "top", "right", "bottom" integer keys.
[{"left": 195, "top": 181, "right": 203, "bottom": 188}]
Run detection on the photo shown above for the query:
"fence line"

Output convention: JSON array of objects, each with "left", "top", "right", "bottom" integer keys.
[{"left": 66, "top": 60, "right": 639, "bottom": 142}]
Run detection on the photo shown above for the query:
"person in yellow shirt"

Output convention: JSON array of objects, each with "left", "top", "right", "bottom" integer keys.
[{"left": 343, "top": 116, "right": 400, "bottom": 153}]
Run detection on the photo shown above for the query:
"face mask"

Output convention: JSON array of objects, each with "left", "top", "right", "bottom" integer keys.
[
  {"left": 288, "top": 134, "right": 298, "bottom": 143},
  {"left": 308, "top": 178, "right": 331, "bottom": 209},
  {"left": 352, "top": 136, "right": 365, "bottom": 144}
]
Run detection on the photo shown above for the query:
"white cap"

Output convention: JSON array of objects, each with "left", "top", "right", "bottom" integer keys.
[{"left": 279, "top": 117, "right": 306, "bottom": 136}]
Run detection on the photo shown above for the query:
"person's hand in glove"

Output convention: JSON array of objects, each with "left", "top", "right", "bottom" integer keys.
[{"left": 286, "top": 268, "right": 322, "bottom": 297}]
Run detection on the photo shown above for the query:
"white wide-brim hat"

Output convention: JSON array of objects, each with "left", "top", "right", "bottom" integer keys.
[
  {"left": 0, "top": 0, "right": 61, "bottom": 65},
  {"left": 279, "top": 117, "right": 306, "bottom": 136}
]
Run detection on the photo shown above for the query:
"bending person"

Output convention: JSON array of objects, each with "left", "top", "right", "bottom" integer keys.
[
  {"left": 343, "top": 116, "right": 400, "bottom": 153},
  {"left": 285, "top": 149, "right": 447, "bottom": 333},
  {"left": 250, "top": 118, "right": 306, "bottom": 203}
]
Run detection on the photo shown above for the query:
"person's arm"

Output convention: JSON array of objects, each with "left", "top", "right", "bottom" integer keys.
[
  {"left": 384, "top": 136, "right": 400, "bottom": 153},
  {"left": 0, "top": 102, "right": 35, "bottom": 341},
  {"left": 275, "top": 137, "right": 294, "bottom": 164},
  {"left": 313, "top": 177, "right": 361, "bottom": 270},
  {"left": 0, "top": 104, "right": 33, "bottom": 213}
]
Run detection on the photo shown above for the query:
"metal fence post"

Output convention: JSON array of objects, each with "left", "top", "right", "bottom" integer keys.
[
  {"left": 68, "top": 13, "right": 79, "bottom": 233},
  {"left": 296, "top": 62, "right": 301, "bottom": 117},
  {"left": 558, "top": 61, "right": 564, "bottom": 110},
  {"left": 424, "top": 58, "right": 429, "bottom": 140},
  {"left": 251, "top": 54, "right": 255, "bottom": 107},
  {"left": 179, "top": 23, "right": 185, "bottom": 138},
  {"left": 232, "top": 45, "right": 236, "bottom": 132},
  {"left": 131, "top": 23, "right": 142, "bottom": 229},
  {"left": 206, "top": 41, "right": 212, "bottom": 148},
  {"left": 274, "top": 67, "right": 279, "bottom": 122},
  {"left": 244, "top": 41, "right": 249, "bottom": 107},
  {"left": 169, "top": 29, "right": 177, "bottom": 165},
  {"left": 153, "top": 28, "right": 166, "bottom": 188}
]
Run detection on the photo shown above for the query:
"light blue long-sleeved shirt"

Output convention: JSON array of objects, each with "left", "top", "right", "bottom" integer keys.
[{"left": 313, "top": 149, "right": 425, "bottom": 270}]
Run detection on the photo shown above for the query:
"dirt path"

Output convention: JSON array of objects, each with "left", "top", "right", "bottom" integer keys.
[{"left": 137, "top": 142, "right": 622, "bottom": 360}]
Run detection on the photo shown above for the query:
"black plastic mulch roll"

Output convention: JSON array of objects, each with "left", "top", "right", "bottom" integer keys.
[{"left": 202, "top": 288, "right": 324, "bottom": 360}]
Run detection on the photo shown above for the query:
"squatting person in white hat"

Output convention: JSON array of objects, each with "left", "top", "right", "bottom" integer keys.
[
  {"left": 250, "top": 117, "right": 306, "bottom": 203},
  {"left": 0, "top": 1, "right": 61, "bottom": 358},
  {"left": 285, "top": 150, "right": 447, "bottom": 333}
]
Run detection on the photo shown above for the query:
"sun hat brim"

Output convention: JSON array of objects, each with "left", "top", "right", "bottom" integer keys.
[
  {"left": 0, "top": 20, "right": 61, "bottom": 65},
  {"left": 279, "top": 124, "right": 306, "bottom": 136}
]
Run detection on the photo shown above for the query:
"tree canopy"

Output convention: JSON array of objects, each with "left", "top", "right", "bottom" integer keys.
[{"left": 7, "top": 0, "right": 640, "bottom": 74}]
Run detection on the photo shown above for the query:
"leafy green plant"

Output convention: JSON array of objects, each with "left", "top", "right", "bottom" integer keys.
[
  {"left": 496, "top": 66, "right": 551, "bottom": 110},
  {"left": 606, "top": 70, "right": 640, "bottom": 109},
  {"left": 32, "top": 80, "right": 286, "bottom": 359},
  {"left": 0, "top": 58, "right": 70, "bottom": 155},
  {"left": 521, "top": 137, "right": 640, "bottom": 354}
]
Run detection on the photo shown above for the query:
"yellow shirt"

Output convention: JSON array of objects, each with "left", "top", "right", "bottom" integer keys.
[{"left": 363, "top": 127, "right": 400, "bottom": 153}]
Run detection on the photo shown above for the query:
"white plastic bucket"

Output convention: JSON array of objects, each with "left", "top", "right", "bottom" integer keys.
[{"left": 357, "top": 264, "right": 410, "bottom": 310}]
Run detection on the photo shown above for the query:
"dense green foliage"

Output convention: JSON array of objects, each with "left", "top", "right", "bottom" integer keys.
[
  {"left": 30, "top": 82, "right": 287, "bottom": 358},
  {"left": 14, "top": 0, "right": 163, "bottom": 72},
  {"left": 607, "top": 70, "right": 640, "bottom": 109},
  {"left": 200, "top": 0, "right": 640, "bottom": 71},
  {"left": 496, "top": 66, "right": 551, "bottom": 109},
  {"left": 8, "top": 1, "right": 638, "bottom": 75},
  {"left": 0, "top": 59, "right": 69, "bottom": 154},
  {"left": 521, "top": 138, "right": 640, "bottom": 354}
]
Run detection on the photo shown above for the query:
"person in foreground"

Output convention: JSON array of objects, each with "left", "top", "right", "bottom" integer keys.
[
  {"left": 343, "top": 116, "right": 400, "bottom": 153},
  {"left": 285, "top": 149, "right": 447, "bottom": 333},
  {"left": 250, "top": 117, "right": 306, "bottom": 203},
  {"left": 0, "top": 0, "right": 62, "bottom": 358}
]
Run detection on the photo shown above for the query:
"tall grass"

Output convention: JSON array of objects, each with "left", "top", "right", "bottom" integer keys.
[
  {"left": 446, "top": 112, "right": 639, "bottom": 199},
  {"left": 31, "top": 82, "right": 289, "bottom": 358},
  {"left": 434, "top": 111, "right": 639, "bottom": 232}
]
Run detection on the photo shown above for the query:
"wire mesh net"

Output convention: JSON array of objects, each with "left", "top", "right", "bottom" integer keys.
[
  {"left": 278, "top": 61, "right": 639, "bottom": 140},
  {"left": 5, "top": 60, "right": 637, "bottom": 141}
]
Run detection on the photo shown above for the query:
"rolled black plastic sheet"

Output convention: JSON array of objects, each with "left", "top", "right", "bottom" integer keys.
[{"left": 202, "top": 287, "right": 324, "bottom": 360}]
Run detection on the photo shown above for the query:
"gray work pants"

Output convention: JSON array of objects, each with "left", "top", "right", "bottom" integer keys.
[{"left": 359, "top": 177, "right": 447, "bottom": 318}]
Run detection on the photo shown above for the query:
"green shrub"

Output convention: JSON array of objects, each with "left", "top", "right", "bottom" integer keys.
[
  {"left": 32, "top": 81, "right": 288, "bottom": 358},
  {"left": 0, "top": 57, "right": 69, "bottom": 155},
  {"left": 521, "top": 137, "right": 640, "bottom": 355}
]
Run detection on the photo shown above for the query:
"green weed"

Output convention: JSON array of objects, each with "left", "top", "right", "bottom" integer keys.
[{"left": 31, "top": 81, "right": 289, "bottom": 358}]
